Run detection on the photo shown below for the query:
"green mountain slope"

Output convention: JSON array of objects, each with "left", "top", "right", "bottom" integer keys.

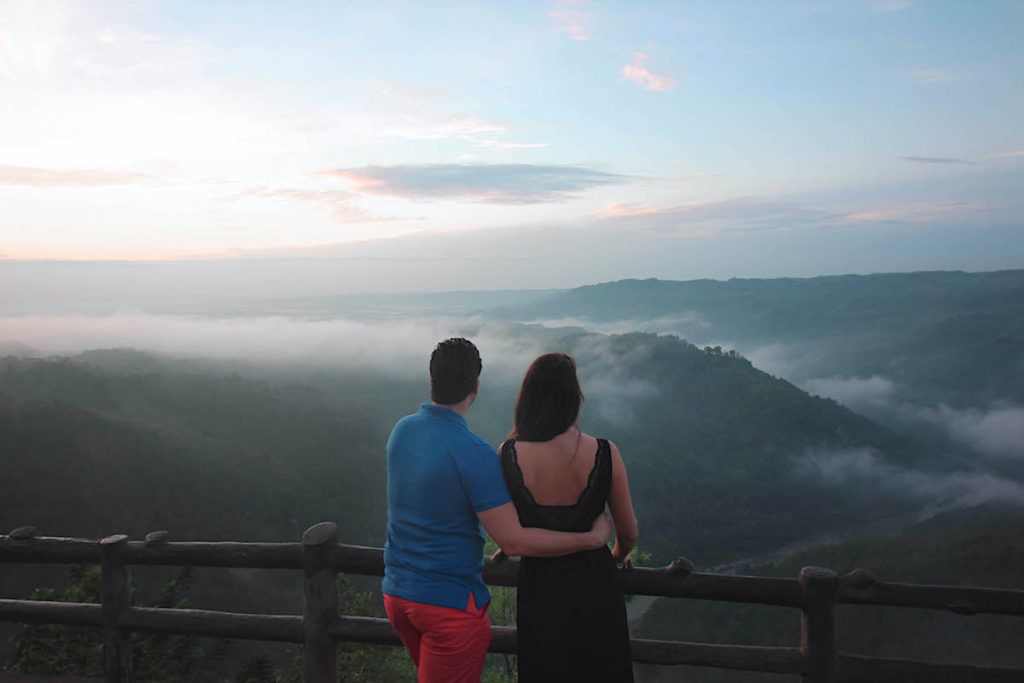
[
  {"left": 635, "top": 504, "right": 1024, "bottom": 682},
  {"left": 1, "top": 330, "right": 956, "bottom": 566}
]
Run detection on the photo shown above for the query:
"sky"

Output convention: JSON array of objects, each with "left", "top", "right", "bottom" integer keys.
[{"left": 1, "top": 0, "right": 1023, "bottom": 292}]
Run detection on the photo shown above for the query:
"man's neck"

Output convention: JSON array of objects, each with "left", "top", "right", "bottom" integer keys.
[{"left": 433, "top": 400, "right": 471, "bottom": 417}]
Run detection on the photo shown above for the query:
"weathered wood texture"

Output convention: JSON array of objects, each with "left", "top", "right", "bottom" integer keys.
[
  {"left": 125, "top": 606, "right": 303, "bottom": 642},
  {"left": 837, "top": 654, "right": 1024, "bottom": 683},
  {"left": 302, "top": 522, "right": 340, "bottom": 683},
  {"left": 100, "top": 535, "right": 132, "bottom": 683},
  {"left": 800, "top": 566, "right": 838, "bottom": 683},
  {"left": 0, "top": 598, "right": 104, "bottom": 626},
  {"left": 8, "top": 535, "right": 1024, "bottom": 615},
  {"left": 3, "top": 529, "right": 1024, "bottom": 683},
  {"left": 0, "top": 600, "right": 804, "bottom": 674}
]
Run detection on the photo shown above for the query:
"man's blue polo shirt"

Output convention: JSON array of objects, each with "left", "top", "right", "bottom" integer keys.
[{"left": 383, "top": 403, "right": 511, "bottom": 610}]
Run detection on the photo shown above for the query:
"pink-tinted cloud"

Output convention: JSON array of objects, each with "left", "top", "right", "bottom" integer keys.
[
  {"left": 589, "top": 202, "right": 676, "bottom": 219},
  {"left": 0, "top": 163, "right": 150, "bottom": 187},
  {"left": 227, "top": 187, "right": 403, "bottom": 223},
  {"left": 320, "top": 164, "right": 627, "bottom": 204},
  {"left": 549, "top": 0, "right": 592, "bottom": 41},
  {"left": 619, "top": 53, "right": 676, "bottom": 92},
  {"left": 844, "top": 201, "right": 984, "bottom": 224},
  {"left": 989, "top": 150, "right": 1024, "bottom": 159}
]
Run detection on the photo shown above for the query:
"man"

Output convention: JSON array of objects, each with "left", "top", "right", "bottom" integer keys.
[{"left": 383, "top": 337, "right": 611, "bottom": 683}]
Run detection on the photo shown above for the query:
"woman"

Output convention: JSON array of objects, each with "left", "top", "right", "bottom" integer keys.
[{"left": 499, "top": 352, "right": 639, "bottom": 682}]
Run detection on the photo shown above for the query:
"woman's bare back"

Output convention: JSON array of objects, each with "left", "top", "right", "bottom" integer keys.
[{"left": 513, "top": 429, "right": 600, "bottom": 506}]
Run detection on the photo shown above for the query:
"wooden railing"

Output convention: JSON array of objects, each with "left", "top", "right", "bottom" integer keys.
[{"left": 2, "top": 523, "right": 1023, "bottom": 682}]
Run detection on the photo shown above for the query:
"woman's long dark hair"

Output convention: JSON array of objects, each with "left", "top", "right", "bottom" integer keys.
[{"left": 510, "top": 353, "right": 584, "bottom": 442}]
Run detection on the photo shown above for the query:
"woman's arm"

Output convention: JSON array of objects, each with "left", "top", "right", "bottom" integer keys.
[
  {"left": 607, "top": 440, "right": 639, "bottom": 566},
  {"left": 478, "top": 503, "right": 612, "bottom": 558}
]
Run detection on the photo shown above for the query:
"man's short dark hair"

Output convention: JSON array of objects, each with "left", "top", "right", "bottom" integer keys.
[{"left": 430, "top": 338, "right": 482, "bottom": 405}]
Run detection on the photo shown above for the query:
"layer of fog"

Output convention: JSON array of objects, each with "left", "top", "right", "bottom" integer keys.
[
  {"left": 804, "top": 375, "right": 1024, "bottom": 460},
  {"left": 0, "top": 313, "right": 540, "bottom": 372},
  {"left": 570, "top": 333, "right": 659, "bottom": 426},
  {"left": 795, "top": 448, "right": 1024, "bottom": 511},
  {"left": 526, "top": 315, "right": 810, "bottom": 383},
  {"left": 528, "top": 313, "right": 710, "bottom": 338},
  {"left": 0, "top": 313, "right": 660, "bottom": 427},
  {"left": 804, "top": 375, "right": 896, "bottom": 409}
]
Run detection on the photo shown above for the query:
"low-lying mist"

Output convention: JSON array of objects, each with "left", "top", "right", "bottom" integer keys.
[
  {"left": 0, "top": 312, "right": 664, "bottom": 429},
  {"left": 0, "top": 313, "right": 544, "bottom": 377},
  {"left": 803, "top": 374, "right": 1024, "bottom": 461},
  {"left": 795, "top": 448, "right": 1024, "bottom": 513}
]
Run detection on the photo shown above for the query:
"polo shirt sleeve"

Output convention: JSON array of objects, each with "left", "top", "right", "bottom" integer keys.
[{"left": 454, "top": 439, "right": 512, "bottom": 513}]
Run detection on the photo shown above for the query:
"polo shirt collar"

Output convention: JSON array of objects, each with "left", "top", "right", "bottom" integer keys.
[{"left": 420, "top": 402, "right": 467, "bottom": 426}]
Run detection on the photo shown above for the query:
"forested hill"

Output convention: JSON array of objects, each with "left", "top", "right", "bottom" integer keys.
[
  {"left": 0, "top": 356, "right": 391, "bottom": 546},
  {"left": 491, "top": 269, "right": 1024, "bottom": 405},
  {"left": 495, "top": 270, "right": 1024, "bottom": 338},
  {"left": 1, "top": 329, "right": 960, "bottom": 567},
  {"left": 635, "top": 504, "right": 1024, "bottom": 683}
]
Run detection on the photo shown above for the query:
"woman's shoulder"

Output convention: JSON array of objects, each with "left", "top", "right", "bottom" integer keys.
[
  {"left": 579, "top": 432, "right": 611, "bottom": 449},
  {"left": 496, "top": 437, "right": 517, "bottom": 463}
]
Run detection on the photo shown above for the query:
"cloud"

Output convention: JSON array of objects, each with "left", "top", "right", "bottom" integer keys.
[
  {"left": 802, "top": 375, "right": 1024, "bottom": 460},
  {"left": 549, "top": 0, "right": 592, "bottom": 41},
  {"left": 844, "top": 201, "right": 984, "bottom": 224},
  {"left": 989, "top": 150, "right": 1024, "bottom": 159},
  {"left": 527, "top": 313, "right": 709, "bottom": 337},
  {"left": 739, "top": 342, "right": 796, "bottom": 377},
  {"left": 916, "top": 404, "right": 1024, "bottom": 460},
  {"left": 373, "top": 114, "right": 545, "bottom": 149},
  {"left": 869, "top": 0, "right": 913, "bottom": 12},
  {"left": 804, "top": 375, "right": 896, "bottom": 408},
  {"left": 225, "top": 186, "right": 405, "bottom": 223},
  {"left": 570, "top": 334, "right": 659, "bottom": 426},
  {"left": 619, "top": 53, "right": 676, "bottom": 92},
  {"left": 0, "top": 163, "right": 150, "bottom": 187},
  {"left": 377, "top": 114, "right": 507, "bottom": 141},
  {"left": 320, "top": 164, "right": 628, "bottom": 204},
  {"left": 909, "top": 68, "right": 970, "bottom": 84},
  {"left": 0, "top": 313, "right": 665, "bottom": 424},
  {"left": 900, "top": 156, "right": 975, "bottom": 165},
  {"left": 473, "top": 140, "right": 550, "bottom": 151},
  {"left": 0, "top": 313, "right": 543, "bottom": 379},
  {"left": 807, "top": 375, "right": 1024, "bottom": 461},
  {"left": 587, "top": 197, "right": 836, "bottom": 234},
  {"left": 796, "top": 448, "right": 1024, "bottom": 508}
]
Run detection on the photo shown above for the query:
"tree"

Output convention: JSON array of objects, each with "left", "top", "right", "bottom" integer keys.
[{"left": 8, "top": 565, "right": 227, "bottom": 681}]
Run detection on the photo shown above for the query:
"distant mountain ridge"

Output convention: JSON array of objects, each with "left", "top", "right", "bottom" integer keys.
[{"left": 490, "top": 269, "right": 1024, "bottom": 406}]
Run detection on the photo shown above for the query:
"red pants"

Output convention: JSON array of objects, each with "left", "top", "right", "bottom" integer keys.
[{"left": 384, "top": 593, "right": 491, "bottom": 683}]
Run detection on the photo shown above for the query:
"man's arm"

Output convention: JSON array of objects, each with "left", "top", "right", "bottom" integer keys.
[{"left": 478, "top": 503, "right": 611, "bottom": 558}]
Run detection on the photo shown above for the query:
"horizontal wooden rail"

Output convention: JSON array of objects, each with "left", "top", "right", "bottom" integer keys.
[
  {"left": 837, "top": 654, "right": 1024, "bottom": 683},
  {"left": 0, "top": 599, "right": 806, "bottom": 674},
  {"left": 3, "top": 527, "right": 1024, "bottom": 683},
  {"left": 5, "top": 534, "right": 1024, "bottom": 615}
]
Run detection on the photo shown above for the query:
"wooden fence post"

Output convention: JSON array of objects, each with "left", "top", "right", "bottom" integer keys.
[
  {"left": 303, "top": 522, "right": 340, "bottom": 682},
  {"left": 799, "top": 566, "right": 838, "bottom": 683},
  {"left": 100, "top": 534, "right": 132, "bottom": 683}
]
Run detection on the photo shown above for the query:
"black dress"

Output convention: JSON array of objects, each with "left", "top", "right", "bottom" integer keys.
[{"left": 500, "top": 438, "right": 634, "bottom": 683}]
